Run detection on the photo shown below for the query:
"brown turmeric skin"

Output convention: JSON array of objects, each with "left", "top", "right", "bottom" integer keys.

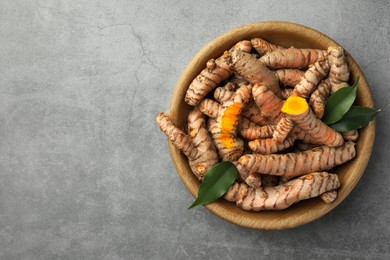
[
  {"left": 239, "top": 142, "right": 356, "bottom": 179},
  {"left": 157, "top": 112, "right": 199, "bottom": 160},
  {"left": 233, "top": 161, "right": 262, "bottom": 189},
  {"left": 157, "top": 112, "right": 219, "bottom": 179},
  {"left": 198, "top": 98, "right": 220, "bottom": 118},
  {"left": 252, "top": 84, "right": 284, "bottom": 123},
  {"left": 309, "top": 79, "right": 332, "bottom": 119},
  {"left": 273, "top": 116, "right": 295, "bottom": 143},
  {"left": 224, "top": 172, "right": 340, "bottom": 211},
  {"left": 251, "top": 37, "right": 285, "bottom": 56},
  {"left": 320, "top": 190, "right": 338, "bottom": 203},
  {"left": 260, "top": 47, "right": 328, "bottom": 69},
  {"left": 328, "top": 46, "right": 350, "bottom": 94},
  {"left": 282, "top": 96, "right": 344, "bottom": 147},
  {"left": 214, "top": 86, "right": 235, "bottom": 103},
  {"left": 293, "top": 60, "right": 330, "bottom": 98},
  {"left": 234, "top": 40, "right": 252, "bottom": 53},
  {"left": 280, "top": 88, "right": 295, "bottom": 100},
  {"left": 248, "top": 135, "right": 296, "bottom": 154},
  {"left": 276, "top": 69, "right": 305, "bottom": 87},
  {"left": 228, "top": 49, "right": 281, "bottom": 96},
  {"left": 241, "top": 125, "right": 276, "bottom": 140},
  {"left": 185, "top": 51, "right": 232, "bottom": 106},
  {"left": 341, "top": 130, "right": 359, "bottom": 142},
  {"left": 187, "top": 108, "right": 220, "bottom": 177}
]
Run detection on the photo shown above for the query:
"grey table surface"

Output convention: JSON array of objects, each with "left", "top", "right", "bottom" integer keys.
[{"left": 1, "top": 0, "right": 389, "bottom": 259}]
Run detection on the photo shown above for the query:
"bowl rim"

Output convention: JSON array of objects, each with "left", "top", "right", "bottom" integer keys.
[{"left": 167, "top": 21, "right": 376, "bottom": 230}]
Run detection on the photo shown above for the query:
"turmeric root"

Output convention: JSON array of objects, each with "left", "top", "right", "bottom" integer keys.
[
  {"left": 185, "top": 51, "right": 232, "bottom": 106},
  {"left": 234, "top": 40, "right": 252, "bottom": 53},
  {"left": 252, "top": 84, "right": 284, "bottom": 123},
  {"left": 214, "top": 86, "right": 271, "bottom": 125},
  {"left": 214, "top": 85, "right": 236, "bottom": 103},
  {"left": 198, "top": 98, "right": 220, "bottom": 118},
  {"left": 198, "top": 98, "right": 265, "bottom": 134},
  {"left": 208, "top": 84, "right": 254, "bottom": 161},
  {"left": 248, "top": 135, "right": 296, "bottom": 154},
  {"left": 224, "top": 172, "right": 340, "bottom": 211},
  {"left": 341, "top": 130, "right": 359, "bottom": 142},
  {"left": 260, "top": 47, "right": 328, "bottom": 69},
  {"left": 233, "top": 161, "right": 261, "bottom": 188},
  {"left": 309, "top": 79, "right": 332, "bottom": 118},
  {"left": 187, "top": 108, "right": 220, "bottom": 177},
  {"left": 272, "top": 116, "right": 295, "bottom": 143},
  {"left": 328, "top": 46, "right": 350, "bottom": 94},
  {"left": 208, "top": 117, "right": 244, "bottom": 161},
  {"left": 282, "top": 96, "right": 344, "bottom": 147},
  {"left": 237, "top": 116, "right": 261, "bottom": 132},
  {"left": 251, "top": 37, "right": 284, "bottom": 56},
  {"left": 276, "top": 69, "right": 305, "bottom": 87},
  {"left": 157, "top": 112, "right": 199, "bottom": 160},
  {"left": 320, "top": 190, "right": 338, "bottom": 203},
  {"left": 157, "top": 111, "right": 218, "bottom": 179},
  {"left": 279, "top": 88, "right": 294, "bottom": 100},
  {"left": 242, "top": 103, "right": 272, "bottom": 126},
  {"left": 238, "top": 142, "right": 356, "bottom": 179},
  {"left": 227, "top": 49, "right": 281, "bottom": 96},
  {"left": 293, "top": 60, "right": 330, "bottom": 98},
  {"left": 241, "top": 125, "right": 276, "bottom": 140}
]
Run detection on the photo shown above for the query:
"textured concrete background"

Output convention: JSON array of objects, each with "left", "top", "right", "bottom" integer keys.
[{"left": 0, "top": 0, "right": 389, "bottom": 259}]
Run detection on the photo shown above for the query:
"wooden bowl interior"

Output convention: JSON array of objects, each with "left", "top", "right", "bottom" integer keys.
[{"left": 168, "top": 21, "right": 375, "bottom": 230}]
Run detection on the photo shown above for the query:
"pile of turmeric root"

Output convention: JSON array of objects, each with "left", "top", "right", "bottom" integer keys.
[{"left": 157, "top": 37, "right": 358, "bottom": 211}]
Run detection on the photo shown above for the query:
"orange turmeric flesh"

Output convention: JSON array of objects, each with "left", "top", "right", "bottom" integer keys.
[
  {"left": 281, "top": 96, "right": 308, "bottom": 116},
  {"left": 220, "top": 102, "right": 241, "bottom": 148}
]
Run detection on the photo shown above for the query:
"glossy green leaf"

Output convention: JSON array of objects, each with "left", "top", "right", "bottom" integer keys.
[
  {"left": 189, "top": 161, "right": 238, "bottom": 209},
  {"left": 323, "top": 76, "right": 359, "bottom": 125},
  {"left": 330, "top": 106, "right": 379, "bottom": 132}
]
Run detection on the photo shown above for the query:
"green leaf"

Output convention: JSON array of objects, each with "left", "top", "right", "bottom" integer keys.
[
  {"left": 188, "top": 161, "right": 238, "bottom": 209},
  {"left": 330, "top": 106, "right": 379, "bottom": 132},
  {"left": 323, "top": 76, "right": 359, "bottom": 125}
]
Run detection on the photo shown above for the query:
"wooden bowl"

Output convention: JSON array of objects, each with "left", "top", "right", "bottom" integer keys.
[{"left": 167, "top": 21, "right": 375, "bottom": 230}]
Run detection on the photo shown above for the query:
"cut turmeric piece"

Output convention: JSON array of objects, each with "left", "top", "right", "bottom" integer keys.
[
  {"left": 208, "top": 118, "right": 244, "bottom": 161},
  {"left": 220, "top": 102, "right": 242, "bottom": 148},
  {"left": 282, "top": 95, "right": 344, "bottom": 147},
  {"left": 281, "top": 95, "right": 308, "bottom": 115}
]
